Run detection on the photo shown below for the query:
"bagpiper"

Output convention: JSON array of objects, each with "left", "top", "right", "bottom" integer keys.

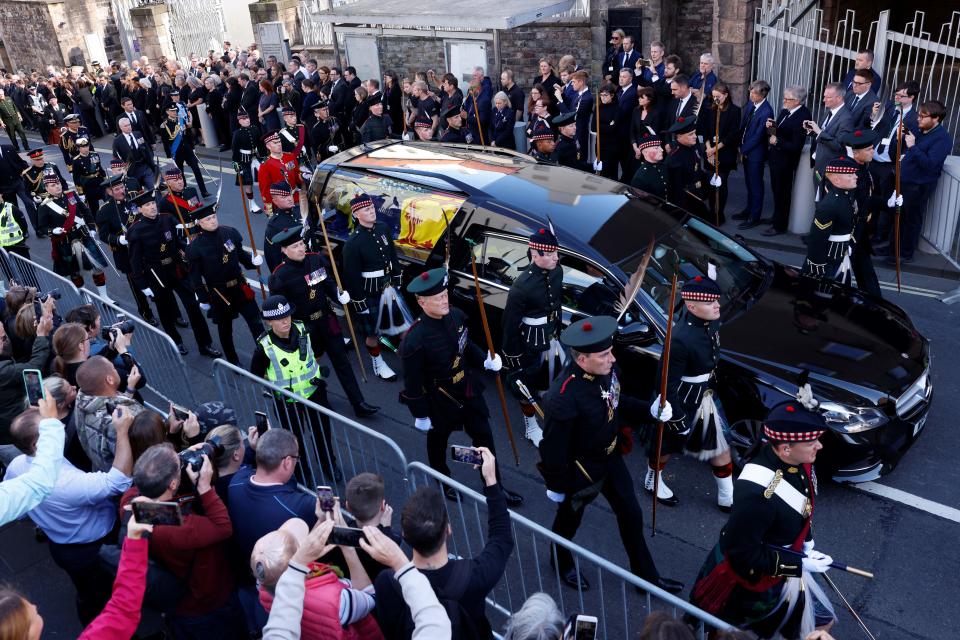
[
  {"left": 691, "top": 394, "right": 837, "bottom": 639},
  {"left": 160, "top": 103, "right": 210, "bottom": 198},
  {"left": 231, "top": 107, "right": 264, "bottom": 214},
  {"left": 126, "top": 189, "right": 220, "bottom": 358},
  {"left": 645, "top": 274, "right": 734, "bottom": 511},
  {"left": 630, "top": 133, "right": 668, "bottom": 199},
  {"left": 185, "top": 200, "right": 264, "bottom": 365},
  {"left": 665, "top": 116, "right": 710, "bottom": 221},
  {"left": 71, "top": 138, "right": 106, "bottom": 213},
  {"left": 802, "top": 157, "right": 858, "bottom": 284},
  {"left": 501, "top": 227, "right": 564, "bottom": 447},
  {"left": 399, "top": 268, "right": 523, "bottom": 507},
  {"left": 58, "top": 114, "right": 86, "bottom": 171},
  {"left": 341, "top": 193, "right": 407, "bottom": 381},
  {"left": 258, "top": 131, "right": 300, "bottom": 215},
  {"left": 36, "top": 174, "right": 109, "bottom": 298},
  {"left": 539, "top": 316, "right": 681, "bottom": 592}
]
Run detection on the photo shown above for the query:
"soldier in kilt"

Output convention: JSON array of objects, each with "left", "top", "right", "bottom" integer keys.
[{"left": 231, "top": 107, "right": 264, "bottom": 214}]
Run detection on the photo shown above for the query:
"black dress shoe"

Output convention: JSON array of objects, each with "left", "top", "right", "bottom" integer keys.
[
  {"left": 759, "top": 217, "right": 775, "bottom": 225},
  {"left": 761, "top": 227, "right": 784, "bottom": 237},
  {"left": 200, "top": 192, "right": 212, "bottom": 199},
  {"left": 645, "top": 489, "right": 680, "bottom": 507},
  {"left": 737, "top": 220, "right": 761, "bottom": 230},
  {"left": 731, "top": 211, "right": 750, "bottom": 221},
  {"left": 35, "top": 232, "right": 47, "bottom": 239},
  {"left": 199, "top": 345, "right": 222, "bottom": 358},
  {"left": 353, "top": 401, "right": 380, "bottom": 418},
  {"left": 561, "top": 567, "right": 591, "bottom": 591},
  {"left": 655, "top": 577, "right": 684, "bottom": 594},
  {"left": 177, "top": 343, "right": 188, "bottom": 355},
  {"left": 175, "top": 317, "right": 189, "bottom": 328},
  {"left": 501, "top": 487, "right": 524, "bottom": 507}
]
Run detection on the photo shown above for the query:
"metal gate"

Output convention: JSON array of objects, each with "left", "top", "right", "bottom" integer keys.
[
  {"left": 168, "top": 0, "right": 226, "bottom": 60},
  {"left": 112, "top": 0, "right": 140, "bottom": 63}
]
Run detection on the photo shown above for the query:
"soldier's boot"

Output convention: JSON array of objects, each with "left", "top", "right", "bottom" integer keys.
[
  {"left": 370, "top": 353, "right": 397, "bottom": 381},
  {"left": 248, "top": 195, "right": 261, "bottom": 214},
  {"left": 521, "top": 406, "right": 543, "bottom": 446},
  {"left": 644, "top": 464, "right": 679, "bottom": 507},
  {"left": 713, "top": 463, "right": 734, "bottom": 513},
  {"left": 96, "top": 285, "right": 113, "bottom": 303}
]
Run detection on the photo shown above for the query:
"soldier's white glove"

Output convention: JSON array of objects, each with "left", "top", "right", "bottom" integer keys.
[
  {"left": 141, "top": 288, "right": 154, "bottom": 298},
  {"left": 52, "top": 227, "right": 65, "bottom": 236},
  {"left": 337, "top": 289, "right": 350, "bottom": 305},
  {"left": 175, "top": 224, "right": 186, "bottom": 230},
  {"left": 464, "top": 133, "right": 474, "bottom": 144},
  {"left": 74, "top": 217, "right": 86, "bottom": 227},
  {"left": 118, "top": 235, "right": 128, "bottom": 246},
  {"left": 483, "top": 352, "right": 503, "bottom": 372},
  {"left": 803, "top": 539, "right": 816, "bottom": 554},
  {"left": 650, "top": 396, "right": 673, "bottom": 422},
  {"left": 414, "top": 417, "right": 433, "bottom": 432},
  {"left": 251, "top": 254, "right": 263, "bottom": 267},
  {"left": 887, "top": 192, "right": 903, "bottom": 208},
  {"left": 546, "top": 490, "right": 566, "bottom": 503},
  {"left": 710, "top": 174, "right": 722, "bottom": 187},
  {"left": 89, "top": 229, "right": 97, "bottom": 240},
  {"left": 199, "top": 302, "right": 211, "bottom": 312},
  {"left": 802, "top": 550, "right": 833, "bottom": 573},
  {"left": 593, "top": 160, "right": 603, "bottom": 172},
  {"left": 327, "top": 145, "right": 339, "bottom": 153}
]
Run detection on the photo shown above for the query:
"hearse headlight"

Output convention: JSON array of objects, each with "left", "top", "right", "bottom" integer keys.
[{"left": 819, "top": 402, "right": 889, "bottom": 434}]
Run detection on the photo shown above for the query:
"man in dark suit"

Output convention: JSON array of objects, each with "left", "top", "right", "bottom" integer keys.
[
  {"left": 557, "top": 70, "right": 594, "bottom": 157},
  {"left": 616, "top": 69, "right": 638, "bottom": 180},
  {"left": 328, "top": 68, "right": 350, "bottom": 122},
  {"left": 732, "top": 80, "right": 774, "bottom": 229},
  {"left": 845, "top": 69, "right": 879, "bottom": 130},
  {"left": 116, "top": 97, "right": 154, "bottom": 146},
  {"left": 807, "top": 82, "right": 853, "bottom": 195},
  {"left": 764, "top": 85, "right": 813, "bottom": 236},
  {"left": 613, "top": 35, "right": 641, "bottom": 80},
  {"left": 239, "top": 73, "right": 260, "bottom": 122},
  {"left": 666, "top": 73, "right": 698, "bottom": 125},
  {"left": 112, "top": 117, "right": 156, "bottom": 191},
  {"left": 0, "top": 144, "right": 34, "bottom": 235},
  {"left": 603, "top": 29, "right": 624, "bottom": 81},
  {"left": 842, "top": 50, "right": 882, "bottom": 95}
]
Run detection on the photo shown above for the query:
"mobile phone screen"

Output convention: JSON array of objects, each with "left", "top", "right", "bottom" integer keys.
[
  {"left": 23, "top": 369, "right": 43, "bottom": 406},
  {"left": 131, "top": 501, "right": 183, "bottom": 526},
  {"left": 575, "top": 618, "right": 597, "bottom": 640},
  {"left": 329, "top": 526, "right": 366, "bottom": 547},
  {"left": 316, "top": 486, "right": 335, "bottom": 512},
  {"left": 450, "top": 445, "right": 483, "bottom": 465},
  {"left": 173, "top": 405, "right": 189, "bottom": 421},
  {"left": 255, "top": 411, "right": 269, "bottom": 436}
]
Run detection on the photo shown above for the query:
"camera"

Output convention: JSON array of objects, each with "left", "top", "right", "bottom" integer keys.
[
  {"left": 38, "top": 289, "right": 61, "bottom": 303},
  {"left": 101, "top": 320, "right": 136, "bottom": 341},
  {"left": 179, "top": 436, "right": 225, "bottom": 473}
]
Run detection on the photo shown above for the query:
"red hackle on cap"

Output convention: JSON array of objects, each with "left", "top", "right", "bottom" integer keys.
[
  {"left": 583, "top": 322, "right": 593, "bottom": 331},
  {"left": 786, "top": 405, "right": 795, "bottom": 412},
  {"left": 420, "top": 272, "right": 429, "bottom": 280}
]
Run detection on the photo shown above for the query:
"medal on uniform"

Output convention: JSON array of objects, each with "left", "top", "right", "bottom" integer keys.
[
  {"left": 305, "top": 268, "right": 327, "bottom": 285},
  {"left": 457, "top": 326, "right": 468, "bottom": 355},
  {"left": 164, "top": 231, "right": 173, "bottom": 241},
  {"left": 224, "top": 239, "right": 235, "bottom": 252}
]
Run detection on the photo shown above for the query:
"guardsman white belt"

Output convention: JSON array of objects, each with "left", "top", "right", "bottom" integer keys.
[
  {"left": 362, "top": 269, "right": 385, "bottom": 278},
  {"left": 827, "top": 234, "right": 851, "bottom": 242},
  {"left": 681, "top": 373, "right": 711, "bottom": 384},
  {"left": 521, "top": 316, "right": 548, "bottom": 325}
]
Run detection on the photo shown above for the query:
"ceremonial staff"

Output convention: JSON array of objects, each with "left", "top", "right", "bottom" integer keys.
[
  {"left": 594, "top": 82, "right": 601, "bottom": 173},
  {"left": 471, "top": 91, "right": 486, "bottom": 146},
  {"left": 893, "top": 106, "right": 904, "bottom": 292},
  {"left": 313, "top": 195, "right": 367, "bottom": 382},
  {"left": 236, "top": 172, "right": 265, "bottom": 300},
  {"left": 767, "top": 545, "right": 875, "bottom": 579},
  {"left": 712, "top": 102, "right": 722, "bottom": 226},
  {"left": 651, "top": 254, "right": 680, "bottom": 535},
  {"left": 164, "top": 182, "right": 192, "bottom": 243}
]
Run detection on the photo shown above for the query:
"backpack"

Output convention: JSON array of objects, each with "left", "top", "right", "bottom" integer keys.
[{"left": 398, "top": 560, "right": 483, "bottom": 640}]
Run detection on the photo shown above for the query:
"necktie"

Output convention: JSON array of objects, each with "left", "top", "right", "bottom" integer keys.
[
  {"left": 821, "top": 110, "right": 833, "bottom": 132},
  {"left": 851, "top": 95, "right": 861, "bottom": 111},
  {"left": 877, "top": 111, "right": 903, "bottom": 155},
  {"left": 128, "top": 134, "right": 136, "bottom": 149},
  {"left": 777, "top": 109, "right": 788, "bottom": 127},
  {"left": 130, "top": 112, "right": 136, "bottom": 124},
  {"left": 622, "top": 53, "right": 628, "bottom": 67},
  {"left": 677, "top": 98, "right": 684, "bottom": 119}
]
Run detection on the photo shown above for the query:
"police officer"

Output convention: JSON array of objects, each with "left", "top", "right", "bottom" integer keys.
[
  {"left": 0, "top": 195, "right": 30, "bottom": 259},
  {"left": 438, "top": 105, "right": 467, "bottom": 143},
  {"left": 251, "top": 294, "right": 341, "bottom": 482},
  {"left": 528, "top": 122, "right": 557, "bottom": 163},
  {"left": 501, "top": 228, "right": 564, "bottom": 447},
  {"left": 126, "top": 190, "right": 221, "bottom": 357},
  {"left": 263, "top": 182, "right": 302, "bottom": 272},
  {"left": 279, "top": 106, "right": 311, "bottom": 170},
  {"left": 37, "top": 174, "right": 109, "bottom": 299},
  {"left": 342, "top": 193, "right": 404, "bottom": 381},
  {"left": 842, "top": 129, "right": 883, "bottom": 297},
  {"left": 71, "top": 138, "right": 106, "bottom": 213},
  {"left": 22, "top": 148, "right": 67, "bottom": 220},
  {"left": 186, "top": 201, "right": 264, "bottom": 365},
  {"left": 540, "top": 315, "right": 681, "bottom": 592},
  {"left": 665, "top": 116, "right": 710, "bottom": 220},
  {"left": 96, "top": 176, "right": 155, "bottom": 324},
  {"left": 231, "top": 107, "right": 264, "bottom": 214},
  {"left": 268, "top": 225, "right": 379, "bottom": 418},
  {"left": 552, "top": 111, "right": 591, "bottom": 171},
  {"left": 802, "top": 157, "right": 859, "bottom": 284},
  {"left": 629, "top": 133, "right": 668, "bottom": 199},
  {"left": 691, "top": 398, "right": 837, "bottom": 639},
  {"left": 158, "top": 166, "right": 201, "bottom": 242},
  {"left": 59, "top": 114, "right": 86, "bottom": 171},
  {"left": 399, "top": 267, "right": 523, "bottom": 506},
  {"left": 645, "top": 275, "right": 734, "bottom": 512},
  {"left": 160, "top": 104, "right": 210, "bottom": 198}
]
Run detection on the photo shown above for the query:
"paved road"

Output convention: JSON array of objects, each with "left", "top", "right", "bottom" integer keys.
[{"left": 2, "top": 132, "right": 958, "bottom": 639}]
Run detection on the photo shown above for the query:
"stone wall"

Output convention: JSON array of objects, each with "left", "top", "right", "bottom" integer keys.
[
  {"left": 131, "top": 3, "right": 176, "bottom": 63},
  {"left": 498, "top": 22, "right": 592, "bottom": 84},
  {"left": 95, "top": 0, "right": 124, "bottom": 63},
  {"left": 676, "top": 0, "right": 714, "bottom": 73},
  {"left": 713, "top": 0, "right": 756, "bottom": 102},
  {"left": 0, "top": 0, "right": 60, "bottom": 71},
  {"left": 375, "top": 35, "right": 452, "bottom": 80}
]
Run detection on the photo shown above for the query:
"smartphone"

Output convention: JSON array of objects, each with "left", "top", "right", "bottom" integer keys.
[
  {"left": 450, "top": 445, "right": 483, "bottom": 466},
  {"left": 316, "top": 486, "right": 336, "bottom": 512},
  {"left": 563, "top": 614, "right": 598, "bottom": 640},
  {"left": 255, "top": 411, "right": 269, "bottom": 436},
  {"left": 329, "top": 526, "right": 367, "bottom": 547},
  {"left": 172, "top": 405, "right": 189, "bottom": 421},
  {"left": 23, "top": 369, "right": 44, "bottom": 406},
  {"left": 131, "top": 501, "right": 183, "bottom": 526}
]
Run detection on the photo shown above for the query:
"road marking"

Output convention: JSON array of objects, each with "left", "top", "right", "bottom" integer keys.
[
  {"left": 856, "top": 481, "right": 960, "bottom": 524},
  {"left": 879, "top": 283, "right": 943, "bottom": 298}
]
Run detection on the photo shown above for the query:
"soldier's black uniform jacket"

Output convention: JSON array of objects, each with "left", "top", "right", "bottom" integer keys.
[
  {"left": 666, "top": 144, "right": 709, "bottom": 218},
  {"left": 158, "top": 187, "right": 200, "bottom": 218},
  {"left": 439, "top": 126, "right": 467, "bottom": 144},
  {"left": 186, "top": 225, "right": 256, "bottom": 308},
  {"left": 540, "top": 363, "right": 651, "bottom": 494},
  {"left": 853, "top": 161, "right": 885, "bottom": 254},
  {"left": 267, "top": 252, "right": 339, "bottom": 323},
  {"left": 311, "top": 117, "right": 343, "bottom": 162},
  {"left": 279, "top": 123, "right": 310, "bottom": 165},
  {"left": 360, "top": 114, "right": 391, "bottom": 144},
  {"left": 661, "top": 314, "right": 720, "bottom": 426},
  {"left": 231, "top": 125, "right": 264, "bottom": 169},
  {"left": 341, "top": 221, "right": 400, "bottom": 311},
  {"left": 22, "top": 164, "right": 67, "bottom": 204},
  {"left": 37, "top": 191, "right": 94, "bottom": 256},
  {"left": 264, "top": 206, "right": 301, "bottom": 273},
  {"left": 803, "top": 186, "right": 856, "bottom": 276},
  {"left": 501, "top": 264, "right": 563, "bottom": 364},
  {"left": 399, "top": 307, "right": 488, "bottom": 428},
  {"left": 160, "top": 118, "right": 195, "bottom": 162},
  {"left": 630, "top": 161, "right": 668, "bottom": 199},
  {"left": 59, "top": 127, "right": 87, "bottom": 170},
  {"left": 71, "top": 154, "right": 106, "bottom": 201},
  {"left": 96, "top": 198, "right": 140, "bottom": 272},
  {"left": 529, "top": 148, "right": 556, "bottom": 164},
  {"left": 127, "top": 213, "right": 187, "bottom": 290},
  {"left": 553, "top": 134, "right": 591, "bottom": 172}
]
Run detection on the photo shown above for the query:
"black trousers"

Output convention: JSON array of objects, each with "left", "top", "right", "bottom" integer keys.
[
  {"left": 769, "top": 161, "right": 798, "bottom": 232},
  {"left": 305, "top": 316, "right": 365, "bottom": 409},
  {"left": 127, "top": 162, "right": 156, "bottom": 192},
  {"left": 174, "top": 149, "right": 208, "bottom": 196},
  {"left": 151, "top": 277, "right": 212, "bottom": 349},
  {"left": 426, "top": 400, "right": 497, "bottom": 478},
  {"left": 213, "top": 296, "right": 263, "bottom": 365},
  {"left": 551, "top": 456, "right": 660, "bottom": 582},
  {"left": 124, "top": 273, "right": 155, "bottom": 320},
  {"left": 869, "top": 161, "right": 895, "bottom": 241},
  {"left": 47, "top": 537, "right": 113, "bottom": 626},
  {"left": 851, "top": 241, "right": 881, "bottom": 297}
]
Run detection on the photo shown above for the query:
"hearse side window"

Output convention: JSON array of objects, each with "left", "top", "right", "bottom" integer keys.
[{"left": 473, "top": 235, "right": 530, "bottom": 285}]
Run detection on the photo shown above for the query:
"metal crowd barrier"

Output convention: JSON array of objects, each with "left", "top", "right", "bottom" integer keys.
[
  {"left": 0, "top": 248, "right": 90, "bottom": 312},
  {"left": 212, "top": 360, "right": 410, "bottom": 506},
  {"left": 406, "top": 461, "right": 734, "bottom": 640}
]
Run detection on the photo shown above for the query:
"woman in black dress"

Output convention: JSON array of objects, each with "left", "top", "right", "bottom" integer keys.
[
  {"left": 531, "top": 58, "right": 561, "bottom": 96},
  {"left": 697, "top": 81, "right": 741, "bottom": 225},
  {"left": 630, "top": 86, "right": 665, "bottom": 160},
  {"left": 591, "top": 84, "right": 619, "bottom": 179},
  {"left": 383, "top": 70, "right": 404, "bottom": 134}
]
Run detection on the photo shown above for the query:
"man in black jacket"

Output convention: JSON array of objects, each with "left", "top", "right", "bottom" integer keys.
[
  {"left": 112, "top": 117, "right": 156, "bottom": 191},
  {"left": 328, "top": 68, "right": 350, "bottom": 121},
  {"left": 239, "top": 73, "right": 261, "bottom": 122},
  {"left": 765, "top": 85, "right": 812, "bottom": 236},
  {"left": 0, "top": 144, "right": 34, "bottom": 236},
  {"left": 116, "top": 97, "right": 154, "bottom": 146}
]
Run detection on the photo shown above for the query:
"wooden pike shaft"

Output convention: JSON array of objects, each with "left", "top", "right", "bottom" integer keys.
[
  {"left": 235, "top": 172, "right": 266, "bottom": 300},
  {"left": 651, "top": 270, "right": 679, "bottom": 535}
]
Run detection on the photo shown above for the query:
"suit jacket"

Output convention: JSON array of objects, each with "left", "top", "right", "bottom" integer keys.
[
  {"left": 666, "top": 93, "right": 699, "bottom": 127},
  {"left": 112, "top": 131, "right": 155, "bottom": 169},
  {"left": 871, "top": 103, "right": 921, "bottom": 146},
  {"left": 616, "top": 85, "right": 637, "bottom": 139},
  {"left": 845, "top": 89, "right": 878, "bottom": 130},
  {"left": 558, "top": 89, "right": 594, "bottom": 154},
  {"left": 842, "top": 67, "right": 881, "bottom": 95},
  {"left": 768, "top": 105, "right": 812, "bottom": 170},
  {"left": 740, "top": 100, "right": 774, "bottom": 162},
  {"left": 810, "top": 105, "right": 853, "bottom": 177},
  {"left": 240, "top": 83, "right": 260, "bottom": 117},
  {"left": 329, "top": 79, "right": 350, "bottom": 119},
  {"left": 614, "top": 50, "right": 641, "bottom": 77},
  {"left": 117, "top": 109, "right": 154, "bottom": 145}
]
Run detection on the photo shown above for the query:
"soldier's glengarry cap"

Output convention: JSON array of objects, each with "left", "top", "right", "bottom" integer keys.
[
  {"left": 189, "top": 199, "right": 218, "bottom": 222},
  {"left": 263, "top": 131, "right": 281, "bottom": 144},
  {"left": 637, "top": 133, "right": 661, "bottom": 152},
  {"left": 763, "top": 401, "right": 826, "bottom": 442},
  {"left": 681, "top": 275, "right": 721, "bottom": 302},
  {"left": 414, "top": 112, "right": 433, "bottom": 129},
  {"left": 237, "top": 107, "right": 250, "bottom": 120},
  {"left": 281, "top": 106, "right": 296, "bottom": 116},
  {"left": 442, "top": 105, "right": 461, "bottom": 120},
  {"left": 110, "top": 158, "right": 127, "bottom": 169},
  {"left": 131, "top": 190, "right": 155, "bottom": 206},
  {"left": 560, "top": 315, "right": 618, "bottom": 353},
  {"left": 26, "top": 148, "right": 44, "bottom": 159},
  {"left": 76, "top": 137, "right": 90, "bottom": 147},
  {"left": 166, "top": 104, "right": 179, "bottom": 112},
  {"left": 841, "top": 129, "right": 878, "bottom": 150},
  {"left": 825, "top": 156, "right": 859, "bottom": 174},
  {"left": 273, "top": 225, "right": 304, "bottom": 247},
  {"left": 350, "top": 194, "right": 374, "bottom": 213},
  {"left": 43, "top": 174, "right": 60, "bottom": 185},
  {"left": 262, "top": 294, "right": 293, "bottom": 319},
  {"left": 529, "top": 228, "right": 559, "bottom": 252},
  {"left": 313, "top": 100, "right": 330, "bottom": 111},
  {"left": 552, "top": 111, "right": 576, "bottom": 128},
  {"left": 531, "top": 122, "right": 555, "bottom": 142},
  {"left": 407, "top": 268, "right": 448, "bottom": 297},
  {"left": 270, "top": 181, "right": 292, "bottom": 197},
  {"left": 668, "top": 116, "right": 696, "bottom": 134}
]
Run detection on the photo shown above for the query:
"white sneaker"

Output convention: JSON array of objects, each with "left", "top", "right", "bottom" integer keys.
[
  {"left": 371, "top": 354, "right": 397, "bottom": 381},
  {"left": 644, "top": 465, "right": 676, "bottom": 502},
  {"left": 523, "top": 414, "right": 543, "bottom": 447},
  {"left": 716, "top": 474, "right": 734, "bottom": 512}
]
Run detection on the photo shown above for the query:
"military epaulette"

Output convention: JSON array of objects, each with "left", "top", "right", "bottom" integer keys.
[{"left": 72, "top": 154, "right": 82, "bottom": 161}]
